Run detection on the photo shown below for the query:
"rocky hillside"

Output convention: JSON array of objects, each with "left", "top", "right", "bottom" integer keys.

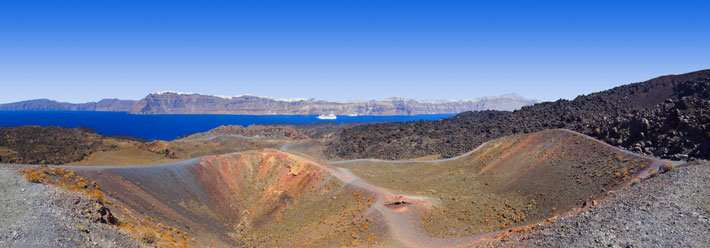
[
  {"left": 1, "top": 93, "right": 537, "bottom": 116},
  {"left": 129, "top": 92, "right": 537, "bottom": 115},
  {"left": 180, "top": 124, "right": 310, "bottom": 141},
  {"left": 0, "top": 98, "right": 136, "bottom": 112},
  {"left": 0, "top": 169, "right": 142, "bottom": 248},
  {"left": 0, "top": 126, "right": 142, "bottom": 164},
  {"left": 180, "top": 122, "right": 362, "bottom": 142},
  {"left": 326, "top": 69, "right": 710, "bottom": 160},
  {"left": 495, "top": 160, "right": 710, "bottom": 247}
]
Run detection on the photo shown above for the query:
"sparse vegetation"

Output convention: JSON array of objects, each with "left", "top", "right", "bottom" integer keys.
[
  {"left": 661, "top": 162, "right": 675, "bottom": 172},
  {"left": 23, "top": 166, "right": 51, "bottom": 183},
  {"left": 86, "top": 189, "right": 105, "bottom": 202},
  {"left": 118, "top": 217, "right": 193, "bottom": 247},
  {"left": 138, "top": 227, "right": 157, "bottom": 244},
  {"left": 22, "top": 166, "right": 109, "bottom": 203}
]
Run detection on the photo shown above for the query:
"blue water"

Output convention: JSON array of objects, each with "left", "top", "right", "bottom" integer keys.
[{"left": 0, "top": 111, "right": 454, "bottom": 141}]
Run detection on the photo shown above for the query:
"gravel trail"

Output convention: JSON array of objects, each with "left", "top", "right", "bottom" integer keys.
[
  {"left": 493, "top": 161, "right": 710, "bottom": 247},
  {"left": 0, "top": 168, "right": 141, "bottom": 248}
]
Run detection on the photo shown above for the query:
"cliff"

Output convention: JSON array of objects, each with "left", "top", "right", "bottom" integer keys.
[
  {"left": 129, "top": 92, "right": 537, "bottom": 115},
  {"left": 0, "top": 93, "right": 537, "bottom": 115},
  {"left": 0, "top": 99, "right": 136, "bottom": 112}
]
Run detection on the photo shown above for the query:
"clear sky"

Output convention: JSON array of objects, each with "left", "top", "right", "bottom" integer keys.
[{"left": 1, "top": 0, "right": 708, "bottom": 103}]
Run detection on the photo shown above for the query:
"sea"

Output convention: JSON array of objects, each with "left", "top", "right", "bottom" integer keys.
[{"left": 0, "top": 111, "right": 454, "bottom": 141}]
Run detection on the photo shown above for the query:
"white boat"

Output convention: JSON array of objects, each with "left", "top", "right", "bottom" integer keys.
[{"left": 317, "top": 114, "right": 337, "bottom": 120}]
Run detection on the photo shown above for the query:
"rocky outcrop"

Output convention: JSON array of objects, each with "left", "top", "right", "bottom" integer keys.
[
  {"left": 138, "top": 140, "right": 177, "bottom": 158},
  {"left": 0, "top": 99, "right": 136, "bottom": 112},
  {"left": 129, "top": 92, "right": 538, "bottom": 115},
  {"left": 601, "top": 96, "right": 710, "bottom": 160},
  {"left": 181, "top": 125, "right": 310, "bottom": 141},
  {"left": 326, "top": 69, "right": 710, "bottom": 160}
]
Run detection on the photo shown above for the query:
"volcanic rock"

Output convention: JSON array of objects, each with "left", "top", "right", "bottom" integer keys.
[{"left": 326, "top": 69, "right": 710, "bottom": 160}]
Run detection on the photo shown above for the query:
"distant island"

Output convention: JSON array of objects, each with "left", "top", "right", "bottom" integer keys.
[
  {"left": 0, "top": 91, "right": 538, "bottom": 116},
  {"left": 0, "top": 98, "right": 136, "bottom": 112}
]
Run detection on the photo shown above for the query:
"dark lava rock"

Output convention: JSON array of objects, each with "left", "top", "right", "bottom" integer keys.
[
  {"left": 326, "top": 69, "right": 710, "bottom": 160},
  {"left": 0, "top": 126, "right": 141, "bottom": 165}
]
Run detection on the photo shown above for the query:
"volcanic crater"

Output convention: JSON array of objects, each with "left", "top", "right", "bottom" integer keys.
[{"left": 42, "top": 129, "right": 669, "bottom": 247}]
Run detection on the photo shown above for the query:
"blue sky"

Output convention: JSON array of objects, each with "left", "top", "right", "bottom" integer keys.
[{"left": 1, "top": 0, "right": 708, "bottom": 103}]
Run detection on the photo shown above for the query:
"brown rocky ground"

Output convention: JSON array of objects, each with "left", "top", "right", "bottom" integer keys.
[{"left": 67, "top": 137, "right": 285, "bottom": 166}]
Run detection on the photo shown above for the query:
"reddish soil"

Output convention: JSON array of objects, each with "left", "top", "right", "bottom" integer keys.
[{"left": 65, "top": 151, "right": 341, "bottom": 247}]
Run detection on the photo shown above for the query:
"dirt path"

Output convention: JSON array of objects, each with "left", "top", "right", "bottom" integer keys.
[
  {"left": 289, "top": 129, "right": 675, "bottom": 247},
  {"left": 281, "top": 151, "right": 491, "bottom": 247},
  {"left": 57, "top": 150, "right": 491, "bottom": 247},
  {"left": 279, "top": 142, "right": 291, "bottom": 151}
]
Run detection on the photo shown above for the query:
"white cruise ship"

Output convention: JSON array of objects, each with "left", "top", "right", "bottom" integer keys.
[{"left": 316, "top": 114, "right": 337, "bottom": 120}]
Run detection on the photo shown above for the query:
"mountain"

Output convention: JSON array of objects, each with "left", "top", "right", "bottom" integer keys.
[
  {"left": 326, "top": 69, "right": 710, "bottom": 160},
  {"left": 0, "top": 98, "right": 136, "bottom": 112},
  {"left": 1, "top": 93, "right": 537, "bottom": 115},
  {"left": 129, "top": 92, "right": 538, "bottom": 115}
]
